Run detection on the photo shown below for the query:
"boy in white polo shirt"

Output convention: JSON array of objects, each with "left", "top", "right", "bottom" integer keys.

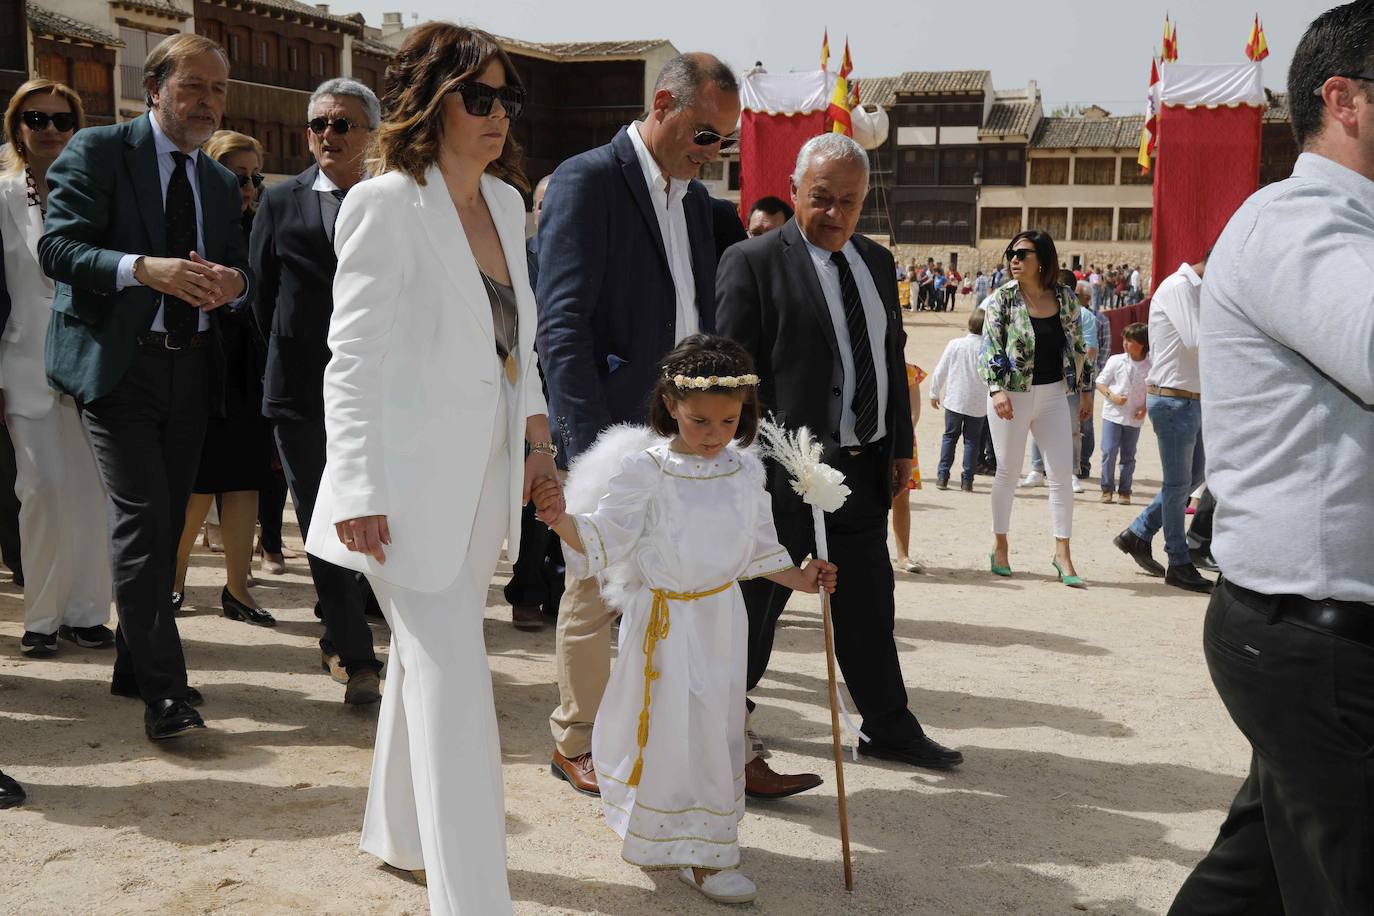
[{"left": 1095, "top": 322, "right": 1151, "bottom": 504}]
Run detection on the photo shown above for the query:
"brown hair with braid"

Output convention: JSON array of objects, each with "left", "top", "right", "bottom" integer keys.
[
  {"left": 648, "top": 335, "right": 761, "bottom": 446},
  {"left": 371, "top": 22, "right": 528, "bottom": 190}
]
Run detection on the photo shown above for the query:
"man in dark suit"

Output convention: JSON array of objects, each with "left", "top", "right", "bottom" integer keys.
[
  {"left": 710, "top": 195, "right": 748, "bottom": 262},
  {"left": 250, "top": 77, "right": 384, "bottom": 705},
  {"left": 39, "top": 34, "right": 251, "bottom": 740},
  {"left": 717, "top": 133, "right": 963, "bottom": 771}
]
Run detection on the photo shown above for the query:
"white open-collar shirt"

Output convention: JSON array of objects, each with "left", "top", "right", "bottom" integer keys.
[{"left": 627, "top": 121, "right": 698, "bottom": 342}]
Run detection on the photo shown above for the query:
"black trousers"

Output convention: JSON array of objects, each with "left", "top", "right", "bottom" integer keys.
[
  {"left": 0, "top": 424, "right": 21, "bottom": 576},
  {"left": 739, "top": 442, "right": 922, "bottom": 746},
  {"left": 1187, "top": 487, "right": 1216, "bottom": 554},
  {"left": 503, "top": 499, "right": 565, "bottom": 613},
  {"left": 1169, "top": 580, "right": 1374, "bottom": 915},
  {"left": 273, "top": 418, "right": 381, "bottom": 675},
  {"left": 81, "top": 346, "right": 205, "bottom": 703},
  {"left": 257, "top": 456, "right": 288, "bottom": 555}
]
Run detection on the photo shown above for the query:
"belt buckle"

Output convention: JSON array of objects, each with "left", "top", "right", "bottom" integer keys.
[{"left": 164, "top": 333, "right": 184, "bottom": 351}]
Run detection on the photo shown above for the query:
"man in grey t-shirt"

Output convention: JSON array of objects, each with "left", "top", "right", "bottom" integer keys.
[{"left": 1168, "top": 5, "right": 1374, "bottom": 912}]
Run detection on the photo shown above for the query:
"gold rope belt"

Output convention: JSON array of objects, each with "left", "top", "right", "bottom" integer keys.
[{"left": 627, "top": 581, "right": 734, "bottom": 787}]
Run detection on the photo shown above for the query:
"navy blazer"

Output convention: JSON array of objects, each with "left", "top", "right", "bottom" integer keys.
[
  {"left": 535, "top": 126, "right": 717, "bottom": 462},
  {"left": 249, "top": 163, "right": 336, "bottom": 421}
]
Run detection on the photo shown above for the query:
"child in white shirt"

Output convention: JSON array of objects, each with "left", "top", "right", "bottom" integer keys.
[
  {"left": 1096, "top": 322, "right": 1151, "bottom": 504},
  {"left": 929, "top": 310, "right": 990, "bottom": 491}
]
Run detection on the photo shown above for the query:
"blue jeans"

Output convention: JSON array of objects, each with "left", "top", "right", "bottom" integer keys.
[
  {"left": 938, "top": 410, "right": 985, "bottom": 483},
  {"left": 1128, "top": 395, "right": 1205, "bottom": 566},
  {"left": 1079, "top": 415, "right": 1095, "bottom": 475},
  {"left": 1099, "top": 420, "right": 1143, "bottom": 494}
]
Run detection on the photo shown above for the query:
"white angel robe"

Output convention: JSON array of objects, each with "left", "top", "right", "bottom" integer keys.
[{"left": 566, "top": 441, "right": 794, "bottom": 869}]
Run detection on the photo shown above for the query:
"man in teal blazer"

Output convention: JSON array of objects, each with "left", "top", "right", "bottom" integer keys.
[{"left": 38, "top": 34, "right": 251, "bottom": 741}]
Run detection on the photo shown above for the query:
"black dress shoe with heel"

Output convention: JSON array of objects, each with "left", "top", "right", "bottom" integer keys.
[
  {"left": 1165, "top": 562, "right": 1214, "bottom": 594},
  {"left": 0, "top": 770, "right": 25, "bottom": 808},
  {"left": 222, "top": 587, "right": 276, "bottom": 627},
  {"left": 858, "top": 734, "right": 964, "bottom": 770},
  {"left": 1113, "top": 528, "right": 1166, "bottom": 577},
  {"left": 113, "top": 682, "right": 203, "bottom": 707},
  {"left": 144, "top": 698, "right": 205, "bottom": 741}
]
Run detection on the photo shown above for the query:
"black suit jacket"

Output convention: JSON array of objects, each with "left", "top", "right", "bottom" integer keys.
[
  {"left": 710, "top": 196, "right": 748, "bottom": 263},
  {"left": 249, "top": 163, "right": 336, "bottom": 422},
  {"left": 535, "top": 126, "right": 717, "bottom": 462},
  {"left": 717, "top": 219, "right": 912, "bottom": 504}
]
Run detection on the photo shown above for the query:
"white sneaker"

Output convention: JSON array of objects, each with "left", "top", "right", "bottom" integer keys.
[
  {"left": 679, "top": 868, "right": 758, "bottom": 904},
  {"left": 1019, "top": 470, "right": 1045, "bottom": 487},
  {"left": 1071, "top": 477, "right": 1084, "bottom": 494}
]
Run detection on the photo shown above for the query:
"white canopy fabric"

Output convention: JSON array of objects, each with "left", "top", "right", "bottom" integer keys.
[
  {"left": 1159, "top": 62, "right": 1265, "bottom": 107},
  {"left": 740, "top": 69, "right": 836, "bottom": 115}
]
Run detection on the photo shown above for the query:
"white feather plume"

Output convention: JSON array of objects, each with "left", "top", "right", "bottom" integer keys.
[{"left": 755, "top": 419, "right": 850, "bottom": 514}]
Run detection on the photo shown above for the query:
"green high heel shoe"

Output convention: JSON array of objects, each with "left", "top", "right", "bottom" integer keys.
[
  {"left": 1052, "top": 558, "right": 1087, "bottom": 589},
  {"left": 989, "top": 552, "right": 1012, "bottom": 577}
]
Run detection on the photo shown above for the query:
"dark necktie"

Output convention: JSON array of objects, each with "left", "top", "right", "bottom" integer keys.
[
  {"left": 163, "top": 151, "right": 199, "bottom": 345},
  {"left": 830, "top": 250, "right": 880, "bottom": 444},
  {"left": 332, "top": 188, "right": 346, "bottom": 203}
]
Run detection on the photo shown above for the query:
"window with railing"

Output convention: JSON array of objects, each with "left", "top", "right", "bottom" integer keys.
[
  {"left": 1029, "top": 158, "right": 1069, "bottom": 185},
  {"left": 893, "top": 201, "right": 974, "bottom": 245},
  {"left": 980, "top": 207, "right": 1022, "bottom": 240},
  {"left": 1074, "top": 157, "right": 1117, "bottom": 185},
  {"left": 1072, "top": 207, "right": 1114, "bottom": 241},
  {"left": 939, "top": 147, "right": 979, "bottom": 185},
  {"left": 897, "top": 148, "right": 937, "bottom": 185},
  {"left": 1118, "top": 207, "right": 1152, "bottom": 240},
  {"left": 727, "top": 160, "right": 740, "bottom": 191},
  {"left": 982, "top": 146, "right": 1025, "bottom": 186},
  {"left": 119, "top": 26, "right": 160, "bottom": 100},
  {"left": 288, "top": 46, "right": 299, "bottom": 71},
  {"left": 1027, "top": 207, "right": 1068, "bottom": 240},
  {"left": 1120, "top": 157, "right": 1151, "bottom": 184}
]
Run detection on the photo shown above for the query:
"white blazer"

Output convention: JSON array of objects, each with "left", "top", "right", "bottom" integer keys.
[
  {"left": 305, "top": 167, "right": 546, "bottom": 594},
  {"left": 0, "top": 171, "right": 60, "bottom": 419}
]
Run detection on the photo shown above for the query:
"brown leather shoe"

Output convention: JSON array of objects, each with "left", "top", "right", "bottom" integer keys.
[
  {"left": 321, "top": 649, "right": 348, "bottom": 685},
  {"left": 511, "top": 604, "right": 544, "bottom": 631},
  {"left": 550, "top": 750, "right": 599, "bottom": 796},
  {"left": 411, "top": 869, "right": 426, "bottom": 886},
  {"left": 345, "top": 669, "right": 382, "bottom": 705},
  {"left": 744, "top": 756, "right": 822, "bottom": 799}
]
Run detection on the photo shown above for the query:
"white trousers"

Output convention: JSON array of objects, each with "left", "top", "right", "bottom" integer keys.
[
  {"left": 360, "top": 385, "right": 513, "bottom": 916},
  {"left": 7, "top": 398, "right": 112, "bottom": 634},
  {"left": 987, "top": 383, "right": 1075, "bottom": 539}
]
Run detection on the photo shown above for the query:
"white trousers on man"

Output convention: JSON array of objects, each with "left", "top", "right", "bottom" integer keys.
[
  {"left": 987, "top": 382, "right": 1075, "bottom": 539},
  {"left": 360, "top": 385, "right": 513, "bottom": 916},
  {"left": 7, "top": 397, "right": 111, "bottom": 634}
]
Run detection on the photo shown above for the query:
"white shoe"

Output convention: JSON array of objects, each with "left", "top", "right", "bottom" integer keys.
[
  {"left": 1019, "top": 470, "right": 1045, "bottom": 487},
  {"left": 679, "top": 868, "right": 758, "bottom": 904},
  {"left": 1071, "top": 477, "right": 1084, "bottom": 494}
]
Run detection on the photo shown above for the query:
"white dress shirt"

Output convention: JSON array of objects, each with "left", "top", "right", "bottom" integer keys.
[
  {"left": 800, "top": 233, "right": 889, "bottom": 445},
  {"left": 626, "top": 121, "right": 698, "bottom": 342},
  {"left": 1098, "top": 352, "right": 1151, "bottom": 427},
  {"left": 929, "top": 333, "right": 987, "bottom": 418},
  {"left": 1201, "top": 152, "right": 1374, "bottom": 603},
  {"left": 1146, "top": 262, "right": 1202, "bottom": 393}
]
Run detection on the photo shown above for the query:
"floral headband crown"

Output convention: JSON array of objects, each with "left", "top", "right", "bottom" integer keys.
[{"left": 667, "top": 372, "right": 761, "bottom": 391}]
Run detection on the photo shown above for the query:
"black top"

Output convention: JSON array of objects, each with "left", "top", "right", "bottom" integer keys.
[{"left": 1030, "top": 313, "right": 1066, "bottom": 385}]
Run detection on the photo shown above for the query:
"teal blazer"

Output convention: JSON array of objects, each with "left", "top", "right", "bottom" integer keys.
[{"left": 38, "top": 113, "right": 253, "bottom": 405}]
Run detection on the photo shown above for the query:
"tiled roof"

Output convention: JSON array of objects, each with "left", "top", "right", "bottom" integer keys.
[
  {"left": 353, "top": 33, "right": 394, "bottom": 58},
  {"left": 497, "top": 36, "right": 670, "bottom": 60},
  {"left": 242, "top": 0, "right": 361, "bottom": 31},
  {"left": 26, "top": 3, "right": 123, "bottom": 46},
  {"left": 109, "top": 0, "right": 190, "bottom": 19},
  {"left": 981, "top": 101, "right": 1038, "bottom": 137},
  {"left": 1030, "top": 115, "right": 1145, "bottom": 149},
  {"left": 856, "top": 75, "right": 901, "bottom": 108},
  {"left": 854, "top": 70, "right": 990, "bottom": 107},
  {"left": 1264, "top": 90, "right": 1289, "bottom": 123}
]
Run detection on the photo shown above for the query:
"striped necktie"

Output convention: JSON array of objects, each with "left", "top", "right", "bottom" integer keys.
[{"left": 830, "top": 250, "right": 880, "bottom": 444}]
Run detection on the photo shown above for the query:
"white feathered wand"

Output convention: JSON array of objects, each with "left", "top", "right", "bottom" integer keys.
[{"left": 756, "top": 419, "right": 863, "bottom": 891}]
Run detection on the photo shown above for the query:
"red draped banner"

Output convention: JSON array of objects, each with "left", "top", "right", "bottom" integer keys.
[{"left": 738, "top": 110, "right": 826, "bottom": 220}]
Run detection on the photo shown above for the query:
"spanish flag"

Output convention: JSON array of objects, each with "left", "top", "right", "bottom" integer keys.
[
  {"left": 1162, "top": 16, "right": 1179, "bottom": 62},
  {"left": 828, "top": 39, "right": 853, "bottom": 136},
  {"left": 821, "top": 29, "right": 830, "bottom": 70},
  {"left": 1246, "top": 15, "right": 1269, "bottom": 61}
]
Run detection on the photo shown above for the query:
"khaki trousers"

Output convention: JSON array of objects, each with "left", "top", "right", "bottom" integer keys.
[{"left": 548, "top": 570, "right": 617, "bottom": 757}]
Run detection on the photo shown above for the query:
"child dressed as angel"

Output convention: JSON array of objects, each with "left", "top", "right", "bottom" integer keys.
[{"left": 532, "top": 334, "right": 836, "bottom": 906}]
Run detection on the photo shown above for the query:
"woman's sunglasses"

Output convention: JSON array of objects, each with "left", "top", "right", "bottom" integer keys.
[
  {"left": 451, "top": 82, "right": 526, "bottom": 121},
  {"left": 22, "top": 110, "right": 76, "bottom": 132},
  {"left": 237, "top": 173, "right": 265, "bottom": 190},
  {"left": 1005, "top": 248, "right": 1035, "bottom": 261},
  {"left": 307, "top": 117, "right": 362, "bottom": 135},
  {"left": 692, "top": 128, "right": 738, "bottom": 151}
]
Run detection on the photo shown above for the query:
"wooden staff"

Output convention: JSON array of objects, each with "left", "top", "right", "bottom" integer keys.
[{"left": 813, "top": 505, "right": 854, "bottom": 891}]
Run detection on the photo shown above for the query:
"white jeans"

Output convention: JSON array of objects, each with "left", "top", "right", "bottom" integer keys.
[
  {"left": 360, "top": 384, "right": 513, "bottom": 916},
  {"left": 988, "top": 383, "right": 1075, "bottom": 539},
  {"left": 7, "top": 398, "right": 112, "bottom": 634}
]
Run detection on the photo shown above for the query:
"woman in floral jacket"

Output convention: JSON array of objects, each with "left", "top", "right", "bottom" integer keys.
[{"left": 979, "top": 230, "right": 1094, "bottom": 587}]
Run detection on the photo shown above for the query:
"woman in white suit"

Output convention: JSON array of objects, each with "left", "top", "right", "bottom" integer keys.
[
  {"left": 1, "top": 79, "right": 113, "bottom": 657},
  {"left": 304, "top": 24, "right": 561, "bottom": 915}
]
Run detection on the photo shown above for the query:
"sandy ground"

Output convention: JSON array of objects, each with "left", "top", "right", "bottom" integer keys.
[{"left": 0, "top": 307, "right": 1249, "bottom": 915}]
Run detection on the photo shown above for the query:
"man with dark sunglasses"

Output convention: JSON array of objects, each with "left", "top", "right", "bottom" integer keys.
[
  {"left": 539, "top": 53, "right": 811, "bottom": 802},
  {"left": 250, "top": 77, "right": 387, "bottom": 706}
]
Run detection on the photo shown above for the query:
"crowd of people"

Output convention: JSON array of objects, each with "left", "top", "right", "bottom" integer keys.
[{"left": 1, "top": 3, "right": 1372, "bottom": 914}]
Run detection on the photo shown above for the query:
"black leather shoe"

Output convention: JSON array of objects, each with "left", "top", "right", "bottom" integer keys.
[
  {"left": 144, "top": 698, "right": 205, "bottom": 741},
  {"left": 935, "top": 475, "right": 950, "bottom": 490},
  {"left": 0, "top": 770, "right": 24, "bottom": 808},
  {"left": 221, "top": 587, "right": 276, "bottom": 627},
  {"left": 1113, "top": 529, "right": 1166, "bottom": 577},
  {"left": 58, "top": 624, "right": 114, "bottom": 648},
  {"left": 1165, "top": 563, "right": 1214, "bottom": 594},
  {"left": 113, "top": 683, "right": 203, "bottom": 707},
  {"left": 858, "top": 734, "right": 964, "bottom": 770},
  {"left": 1190, "top": 549, "right": 1220, "bottom": 573}
]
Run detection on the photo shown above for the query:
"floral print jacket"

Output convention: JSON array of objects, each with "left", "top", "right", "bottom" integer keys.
[{"left": 978, "top": 281, "right": 1094, "bottom": 394}]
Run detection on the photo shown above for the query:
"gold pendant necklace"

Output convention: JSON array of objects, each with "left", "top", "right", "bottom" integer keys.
[{"left": 480, "top": 270, "right": 519, "bottom": 385}]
